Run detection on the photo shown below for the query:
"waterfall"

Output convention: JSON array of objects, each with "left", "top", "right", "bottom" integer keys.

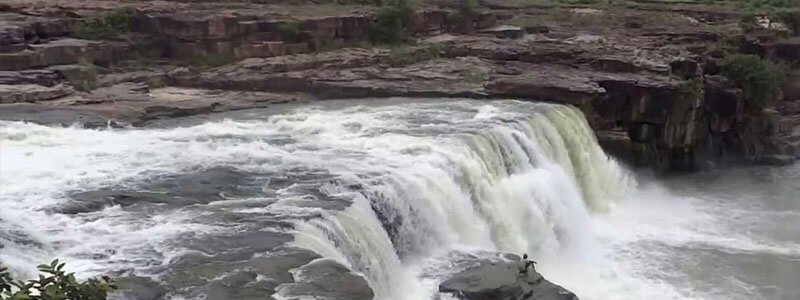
[
  {"left": 282, "top": 102, "right": 634, "bottom": 299},
  {"left": 5, "top": 98, "right": 793, "bottom": 300},
  {"left": 0, "top": 99, "right": 634, "bottom": 300}
]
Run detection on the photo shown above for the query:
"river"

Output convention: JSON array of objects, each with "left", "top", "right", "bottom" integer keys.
[{"left": 1, "top": 98, "right": 797, "bottom": 300}]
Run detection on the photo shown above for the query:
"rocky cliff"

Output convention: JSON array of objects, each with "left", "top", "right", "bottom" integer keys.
[{"left": 1, "top": 0, "right": 799, "bottom": 171}]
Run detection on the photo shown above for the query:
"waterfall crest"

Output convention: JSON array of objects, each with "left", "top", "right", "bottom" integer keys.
[{"left": 284, "top": 102, "right": 634, "bottom": 299}]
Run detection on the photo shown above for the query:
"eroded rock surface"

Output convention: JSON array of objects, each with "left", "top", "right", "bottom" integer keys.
[{"left": 439, "top": 253, "right": 578, "bottom": 300}]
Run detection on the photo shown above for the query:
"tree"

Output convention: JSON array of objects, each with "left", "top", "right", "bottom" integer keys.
[{"left": 720, "top": 54, "right": 786, "bottom": 110}]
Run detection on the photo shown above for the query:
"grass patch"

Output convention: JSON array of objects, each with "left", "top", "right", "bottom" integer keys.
[{"left": 73, "top": 7, "right": 135, "bottom": 40}]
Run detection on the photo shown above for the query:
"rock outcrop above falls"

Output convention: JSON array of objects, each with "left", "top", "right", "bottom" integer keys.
[
  {"left": 0, "top": 0, "right": 799, "bottom": 171},
  {"left": 439, "top": 253, "right": 578, "bottom": 300}
]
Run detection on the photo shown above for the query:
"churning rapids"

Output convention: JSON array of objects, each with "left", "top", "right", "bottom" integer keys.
[{"left": 1, "top": 99, "right": 798, "bottom": 300}]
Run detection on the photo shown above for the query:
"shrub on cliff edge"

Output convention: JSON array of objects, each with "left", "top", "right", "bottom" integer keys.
[
  {"left": 721, "top": 54, "right": 786, "bottom": 110},
  {"left": 371, "top": 0, "right": 415, "bottom": 45},
  {"left": 1, "top": 260, "right": 116, "bottom": 300},
  {"left": 73, "top": 8, "right": 135, "bottom": 40}
]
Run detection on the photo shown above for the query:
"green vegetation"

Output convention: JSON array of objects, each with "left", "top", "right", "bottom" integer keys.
[
  {"left": 1, "top": 260, "right": 116, "bottom": 300},
  {"left": 279, "top": 21, "right": 302, "bottom": 41},
  {"left": 73, "top": 8, "right": 135, "bottom": 40},
  {"left": 386, "top": 43, "right": 442, "bottom": 66},
  {"left": 721, "top": 54, "right": 787, "bottom": 109},
  {"left": 371, "top": 0, "right": 416, "bottom": 45},
  {"left": 678, "top": 77, "right": 704, "bottom": 101}
]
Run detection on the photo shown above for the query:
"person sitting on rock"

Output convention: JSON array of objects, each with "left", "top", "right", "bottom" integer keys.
[{"left": 519, "top": 253, "right": 537, "bottom": 276}]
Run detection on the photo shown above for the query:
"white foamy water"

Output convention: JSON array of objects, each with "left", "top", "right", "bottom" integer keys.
[{"left": 1, "top": 98, "right": 797, "bottom": 300}]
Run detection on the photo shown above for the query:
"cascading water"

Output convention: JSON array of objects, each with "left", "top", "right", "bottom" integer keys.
[
  {"left": 282, "top": 102, "right": 634, "bottom": 299},
  {"left": 4, "top": 98, "right": 796, "bottom": 300}
]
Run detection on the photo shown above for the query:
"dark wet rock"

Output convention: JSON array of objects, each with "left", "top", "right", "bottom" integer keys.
[
  {"left": 185, "top": 231, "right": 292, "bottom": 256},
  {"left": 58, "top": 167, "right": 266, "bottom": 214},
  {"left": 669, "top": 58, "right": 701, "bottom": 79},
  {"left": 439, "top": 253, "right": 578, "bottom": 300},
  {"left": 704, "top": 75, "right": 742, "bottom": 134},
  {"left": 57, "top": 191, "right": 190, "bottom": 215},
  {"left": 597, "top": 130, "right": 634, "bottom": 165},
  {"left": 276, "top": 259, "right": 373, "bottom": 300},
  {"left": 114, "top": 276, "right": 168, "bottom": 300},
  {"left": 204, "top": 270, "right": 275, "bottom": 300},
  {"left": 704, "top": 75, "right": 741, "bottom": 117},
  {"left": 163, "top": 247, "right": 320, "bottom": 299}
]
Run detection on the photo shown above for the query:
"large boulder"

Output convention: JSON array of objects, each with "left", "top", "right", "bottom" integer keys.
[{"left": 438, "top": 253, "right": 578, "bottom": 300}]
